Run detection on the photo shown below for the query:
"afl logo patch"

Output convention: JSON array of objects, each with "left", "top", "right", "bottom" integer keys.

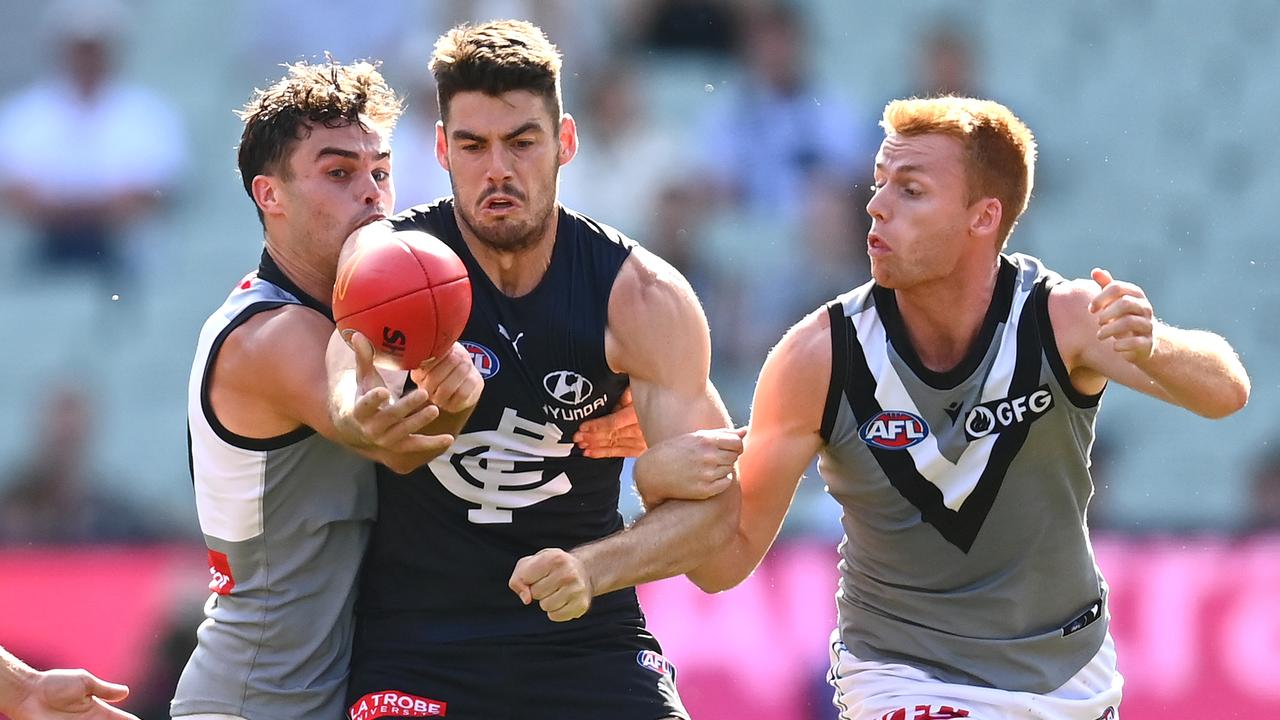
[
  {"left": 859, "top": 410, "right": 929, "bottom": 450},
  {"left": 544, "top": 370, "right": 594, "bottom": 406},
  {"left": 462, "top": 341, "right": 499, "bottom": 379},
  {"left": 636, "top": 650, "right": 675, "bottom": 677}
]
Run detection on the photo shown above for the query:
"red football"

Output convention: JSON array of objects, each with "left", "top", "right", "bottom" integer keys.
[{"left": 332, "top": 227, "right": 472, "bottom": 370}]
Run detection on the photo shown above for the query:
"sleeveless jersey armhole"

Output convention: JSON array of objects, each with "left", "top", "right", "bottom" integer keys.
[
  {"left": 201, "top": 300, "right": 317, "bottom": 450},
  {"left": 1034, "top": 277, "right": 1104, "bottom": 409},
  {"left": 820, "top": 302, "right": 848, "bottom": 443}
]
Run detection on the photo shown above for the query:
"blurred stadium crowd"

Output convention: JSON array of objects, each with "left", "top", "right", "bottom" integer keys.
[{"left": 0, "top": 1, "right": 1277, "bottom": 718}]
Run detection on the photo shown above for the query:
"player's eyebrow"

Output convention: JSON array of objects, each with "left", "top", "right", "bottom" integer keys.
[
  {"left": 315, "top": 147, "right": 390, "bottom": 161},
  {"left": 502, "top": 122, "right": 543, "bottom": 140},
  {"left": 450, "top": 122, "right": 545, "bottom": 143},
  {"left": 874, "top": 162, "right": 926, "bottom": 176}
]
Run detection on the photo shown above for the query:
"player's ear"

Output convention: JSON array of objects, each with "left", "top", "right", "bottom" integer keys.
[
  {"left": 435, "top": 120, "right": 450, "bottom": 172},
  {"left": 557, "top": 113, "right": 578, "bottom": 167},
  {"left": 970, "top": 196, "right": 1002, "bottom": 242},
  {"left": 251, "top": 175, "right": 282, "bottom": 218}
]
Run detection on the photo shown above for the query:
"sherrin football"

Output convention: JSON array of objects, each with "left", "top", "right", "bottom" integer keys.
[{"left": 332, "top": 226, "right": 472, "bottom": 370}]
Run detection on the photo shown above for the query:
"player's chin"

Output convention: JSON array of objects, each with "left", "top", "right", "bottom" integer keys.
[{"left": 869, "top": 262, "right": 900, "bottom": 288}]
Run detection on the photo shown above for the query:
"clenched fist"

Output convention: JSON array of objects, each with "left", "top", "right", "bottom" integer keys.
[
  {"left": 508, "top": 548, "right": 594, "bottom": 622},
  {"left": 1089, "top": 268, "right": 1159, "bottom": 364}
]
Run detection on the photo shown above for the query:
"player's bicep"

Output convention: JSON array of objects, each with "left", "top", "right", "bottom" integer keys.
[
  {"left": 608, "top": 249, "right": 728, "bottom": 441},
  {"left": 266, "top": 314, "right": 354, "bottom": 437}
]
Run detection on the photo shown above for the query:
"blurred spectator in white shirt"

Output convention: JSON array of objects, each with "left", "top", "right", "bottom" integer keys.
[{"left": 0, "top": 0, "right": 185, "bottom": 286}]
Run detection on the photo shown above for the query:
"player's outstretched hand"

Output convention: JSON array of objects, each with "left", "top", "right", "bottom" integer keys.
[
  {"left": 508, "top": 548, "right": 594, "bottom": 622},
  {"left": 410, "top": 342, "right": 484, "bottom": 415},
  {"left": 633, "top": 426, "right": 746, "bottom": 506},
  {"left": 573, "top": 388, "right": 647, "bottom": 458},
  {"left": 1090, "top": 268, "right": 1159, "bottom": 364},
  {"left": 11, "top": 668, "right": 140, "bottom": 720},
  {"left": 346, "top": 330, "right": 453, "bottom": 459}
]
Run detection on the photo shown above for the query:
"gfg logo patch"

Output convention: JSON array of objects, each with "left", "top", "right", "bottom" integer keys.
[
  {"left": 859, "top": 411, "right": 929, "bottom": 450},
  {"left": 964, "top": 385, "right": 1055, "bottom": 440},
  {"left": 462, "top": 341, "right": 499, "bottom": 379},
  {"left": 544, "top": 370, "right": 594, "bottom": 406}
]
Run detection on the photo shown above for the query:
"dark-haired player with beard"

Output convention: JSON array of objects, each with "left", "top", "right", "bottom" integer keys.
[{"left": 329, "top": 19, "right": 742, "bottom": 720}]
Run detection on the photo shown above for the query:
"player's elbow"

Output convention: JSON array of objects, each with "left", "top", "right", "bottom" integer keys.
[
  {"left": 1199, "top": 379, "right": 1250, "bottom": 419},
  {"left": 687, "top": 562, "right": 751, "bottom": 595},
  {"left": 686, "top": 530, "right": 755, "bottom": 594},
  {"left": 1190, "top": 368, "right": 1250, "bottom": 419}
]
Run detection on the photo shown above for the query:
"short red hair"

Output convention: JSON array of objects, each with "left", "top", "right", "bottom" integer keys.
[{"left": 881, "top": 96, "right": 1037, "bottom": 246}]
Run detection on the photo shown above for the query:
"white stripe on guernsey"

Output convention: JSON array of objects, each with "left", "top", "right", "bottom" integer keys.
[
  {"left": 185, "top": 280, "right": 274, "bottom": 543},
  {"left": 853, "top": 279, "right": 1032, "bottom": 510},
  {"left": 190, "top": 429, "right": 267, "bottom": 542}
]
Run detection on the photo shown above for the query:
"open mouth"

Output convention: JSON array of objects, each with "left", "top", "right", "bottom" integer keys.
[
  {"left": 867, "top": 232, "right": 889, "bottom": 254},
  {"left": 483, "top": 197, "right": 517, "bottom": 211}
]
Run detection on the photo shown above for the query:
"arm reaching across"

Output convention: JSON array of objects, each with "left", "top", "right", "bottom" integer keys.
[
  {"left": 210, "top": 301, "right": 452, "bottom": 475},
  {"left": 688, "top": 308, "right": 830, "bottom": 592},
  {"left": 510, "top": 247, "right": 741, "bottom": 620}
]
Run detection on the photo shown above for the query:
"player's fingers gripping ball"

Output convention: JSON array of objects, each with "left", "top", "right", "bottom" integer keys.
[{"left": 333, "top": 226, "right": 472, "bottom": 370}]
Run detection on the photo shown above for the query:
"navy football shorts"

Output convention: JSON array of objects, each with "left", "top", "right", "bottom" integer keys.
[{"left": 345, "top": 619, "right": 688, "bottom": 720}]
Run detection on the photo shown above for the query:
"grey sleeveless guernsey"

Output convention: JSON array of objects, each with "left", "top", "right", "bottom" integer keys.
[
  {"left": 820, "top": 253, "right": 1108, "bottom": 694},
  {"left": 172, "top": 256, "right": 377, "bottom": 719}
]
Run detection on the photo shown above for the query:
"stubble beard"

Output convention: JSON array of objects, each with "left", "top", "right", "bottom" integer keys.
[{"left": 452, "top": 170, "right": 559, "bottom": 254}]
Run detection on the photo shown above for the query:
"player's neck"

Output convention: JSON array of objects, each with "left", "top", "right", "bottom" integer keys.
[
  {"left": 458, "top": 221, "right": 556, "bottom": 298},
  {"left": 894, "top": 259, "right": 1000, "bottom": 373},
  {"left": 264, "top": 241, "right": 335, "bottom": 308}
]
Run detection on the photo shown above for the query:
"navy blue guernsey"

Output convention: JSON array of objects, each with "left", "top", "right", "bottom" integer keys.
[{"left": 357, "top": 198, "right": 638, "bottom": 643}]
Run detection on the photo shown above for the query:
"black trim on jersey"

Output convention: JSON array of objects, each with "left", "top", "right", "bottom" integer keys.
[
  {"left": 841, "top": 285, "right": 1043, "bottom": 552},
  {"left": 872, "top": 256, "right": 1018, "bottom": 390},
  {"left": 258, "top": 248, "right": 334, "bottom": 321},
  {"left": 1034, "top": 277, "right": 1105, "bottom": 408},
  {"left": 820, "top": 302, "right": 848, "bottom": 444},
  {"left": 200, "top": 300, "right": 317, "bottom": 451}
]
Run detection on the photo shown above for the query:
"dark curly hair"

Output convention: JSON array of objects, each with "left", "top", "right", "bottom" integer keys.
[{"left": 236, "top": 58, "right": 403, "bottom": 225}]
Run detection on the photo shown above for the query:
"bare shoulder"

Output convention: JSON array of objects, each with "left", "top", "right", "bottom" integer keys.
[
  {"left": 610, "top": 246, "right": 699, "bottom": 315},
  {"left": 1046, "top": 277, "right": 1102, "bottom": 362},
  {"left": 606, "top": 247, "right": 708, "bottom": 379},
  {"left": 210, "top": 304, "right": 333, "bottom": 433},
  {"left": 1047, "top": 277, "right": 1101, "bottom": 316},
  {"left": 774, "top": 306, "right": 832, "bottom": 366},
  {"left": 759, "top": 307, "right": 832, "bottom": 411},
  {"left": 217, "top": 304, "right": 331, "bottom": 384}
]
